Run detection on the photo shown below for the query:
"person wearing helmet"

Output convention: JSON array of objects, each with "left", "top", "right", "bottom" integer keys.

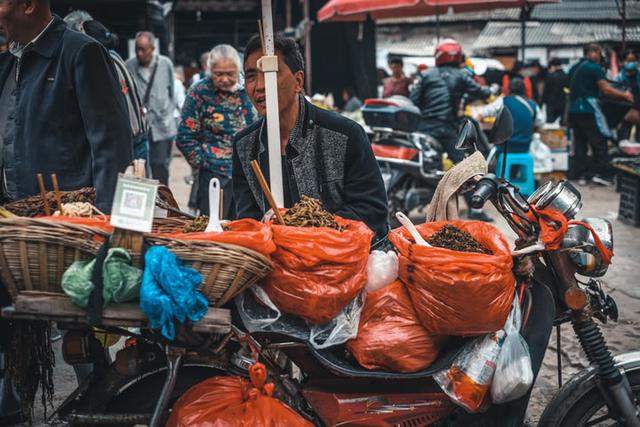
[{"left": 410, "top": 38, "right": 492, "bottom": 165}]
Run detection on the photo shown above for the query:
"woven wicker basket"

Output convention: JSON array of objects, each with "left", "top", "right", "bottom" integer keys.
[
  {"left": 0, "top": 217, "right": 110, "bottom": 298},
  {"left": 144, "top": 235, "right": 273, "bottom": 307}
]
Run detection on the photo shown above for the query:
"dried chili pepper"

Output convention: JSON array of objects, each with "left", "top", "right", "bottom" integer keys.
[{"left": 281, "top": 196, "right": 344, "bottom": 231}]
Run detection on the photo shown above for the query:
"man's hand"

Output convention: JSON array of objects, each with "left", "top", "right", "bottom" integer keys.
[{"left": 624, "top": 91, "right": 634, "bottom": 104}]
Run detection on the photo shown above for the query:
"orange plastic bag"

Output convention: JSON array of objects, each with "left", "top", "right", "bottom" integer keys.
[
  {"left": 347, "top": 281, "right": 443, "bottom": 372},
  {"left": 167, "top": 363, "right": 313, "bottom": 427},
  {"left": 389, "top": 220, "right": 515, "bottom": 336},
  {"left": 39, "top": 215, "right": 114, "bottom": 233},
  {"left": 264, "top": 217, "right": 373, "bottom": 324},
  {"left": 159, "top": 219, "right": 276, "bottom": 257}
]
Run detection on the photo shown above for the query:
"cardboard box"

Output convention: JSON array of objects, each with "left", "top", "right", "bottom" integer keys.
[{"left": 540, "top": 128, "right": 568, "bottom": 151}]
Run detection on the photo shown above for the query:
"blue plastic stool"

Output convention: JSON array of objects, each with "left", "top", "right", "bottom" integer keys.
[{"left": 495, "top": 151, "right": 536, "bottom": 198}]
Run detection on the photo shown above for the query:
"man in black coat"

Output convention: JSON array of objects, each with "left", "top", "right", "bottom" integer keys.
[
  {"left": 0, "top": 0, "right": 133, "bottom": 212},
  {"left": 0, "top": 1, "right": 132, "bottom": 422},
  {"left": 234, "top": 35, "right": 388, "bottom": 245},
  {"left": 542, "top": 57, "right": 569, "bottom": 124}
]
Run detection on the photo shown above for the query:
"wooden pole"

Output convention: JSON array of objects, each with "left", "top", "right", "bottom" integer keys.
[
  {"left": 251, "top": 160, "right": 285, "bottom": 225},
  {"left": 36, "top": 174, "right": 51, "bottom": 216}
]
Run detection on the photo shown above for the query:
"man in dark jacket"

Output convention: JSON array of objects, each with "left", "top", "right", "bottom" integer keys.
[
  {"left": 410, "top": 39, "right": 491, "bottom": 164},
  {"left": 234, "top": 34, "right": 388, "bottom": 244},
  {"left": 542, "top": 57, "right": 569, "bottom": 124},
  {"left": 0, "top": 0, "right": 133, "bottom": 211}
]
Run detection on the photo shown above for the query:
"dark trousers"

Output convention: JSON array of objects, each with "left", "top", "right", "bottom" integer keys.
[
  {"left": 419, "top": 122, "right": 464, "bottom": 163},
  {"left": 546, "top": 104, "right": 564, "bottom": 124},
  {"left": 149, "top": 134, "right": 173, "bottom": 186},
  {"left": 197, "top": 169, "right": 235, "bottom": 219},
  {"left": 569, "top": 112, "right": 611, "bottom": 179}
]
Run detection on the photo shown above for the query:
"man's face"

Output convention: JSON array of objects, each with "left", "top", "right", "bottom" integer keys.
[
  {"left": 211, "top": 57, "right": 238, "bottom": 92},
  {"left": 389, "top": 62, "right": 403, "bottom": 77},
  {"left": 0, "top": 0, "right": 30, "bottom": 43},
  {"left": 588, "top": 49, "right": 602, "bottom": 63},
  {"left": 244, "top": 49, "right": 304, "bottom": 117},
  {"left": 135, "top": 36, "right": 155, "bottom": 67}
]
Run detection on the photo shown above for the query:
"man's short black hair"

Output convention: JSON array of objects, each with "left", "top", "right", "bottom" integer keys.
[
  {"left": 549, "top": 57, "right": 562, "bottom": 67},
  {"left": 388, "top": 57, "right": 403, "bottom": 66},
  {"left": 509, "top": 77, "right": 526, "bottom": 96},
  {"left": 584, "top": 43, "right": 602, "bottom": 56},
  {"left": 243, "top": 34, "right": 305, "bottom": 74}
]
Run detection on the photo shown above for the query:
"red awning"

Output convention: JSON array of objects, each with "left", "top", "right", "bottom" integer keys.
[{"left": 317, "top": 0, "right": 560, "bottom": 22}]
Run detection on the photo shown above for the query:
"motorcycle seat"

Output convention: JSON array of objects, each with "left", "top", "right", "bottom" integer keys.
[{"left": 306, "top": 337, "right": 473, "bottom": 380}]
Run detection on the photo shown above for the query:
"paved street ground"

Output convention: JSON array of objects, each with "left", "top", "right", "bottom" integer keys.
[{"left": 24, "top": 151, "right": 640, "bottom": 425}]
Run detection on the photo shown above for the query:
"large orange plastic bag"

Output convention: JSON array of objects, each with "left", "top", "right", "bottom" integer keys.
[
  {"left": 167, "top": 363, "right": 313, "bottom": 427},
  {"left": 347, "top": 281, "right": 443, "bottom": 372},
  {"left": 157, "top": 218, "right": 276, "bottom": 257},
  {"left": 490, "top": 297, "right": 533, "bottom": 404},
  {"left": 235, "top": 285, "right": 365, "bottom": 349},
  {"left": 365, "top": 250, "right": 399, "bottom": 293},
  {"left": 434, "top": 331, "right": 505, "bottom": 413},
  {"left": 264, "top": 217, "right": 373, "bottom": 324},
  {"left": 389, "top": 220, "right": 515, "bottom": 336}
]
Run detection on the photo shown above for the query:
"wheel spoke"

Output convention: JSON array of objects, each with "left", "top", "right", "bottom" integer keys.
[{"left": 585, "top": 411, "right": 614, "bottom": 426}]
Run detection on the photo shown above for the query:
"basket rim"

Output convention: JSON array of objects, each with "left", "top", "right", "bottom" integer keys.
[
  {"left": 144, "top": 235, "right": 274, "bottom": 269},
  {"left": 0, "top": 217, "right": 111, "bottom": 238}
]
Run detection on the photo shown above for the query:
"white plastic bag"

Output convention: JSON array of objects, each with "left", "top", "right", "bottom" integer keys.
[
  {"left": 434, "top": 331, "right": 505, "bottom": 413},
  {"left": 234, "top": 286, "right": 364, "bottom": 349},
  {"left": 490, "top": 297, "right": 533, "bottom": 404},
  {"left": 530, "top": 133, "right": 553, "bottom": 174},
  {"left": 365, "top": 250, "right": 398, "bottom": 293}
]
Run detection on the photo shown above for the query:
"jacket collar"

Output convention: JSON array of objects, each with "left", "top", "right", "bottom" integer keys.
[{"left": 30, "top": 15, "right": 65, "bottom": 59}]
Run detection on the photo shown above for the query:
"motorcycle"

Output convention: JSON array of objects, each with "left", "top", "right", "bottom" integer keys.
[
  {"left": 361, "top": 96, "right": 445, "bottom": 224},
  {"left": 52, "top": 109, "right": 640, "bottom": 427}
]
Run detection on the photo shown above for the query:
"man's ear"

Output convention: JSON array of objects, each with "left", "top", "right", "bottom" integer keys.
[
  {"left": 294, "top": 70, "right": 305, "bottom": 94},
  {"left": 23, "top": 0, "right": 37, "bottom": 15}
]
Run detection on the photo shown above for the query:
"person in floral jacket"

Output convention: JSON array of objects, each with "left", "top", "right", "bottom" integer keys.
[{"left": 177, "top": 44, "right": 256, "bottom": 218}]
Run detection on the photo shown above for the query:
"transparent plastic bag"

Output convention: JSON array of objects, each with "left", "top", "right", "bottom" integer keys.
[
  {"left": 365, "top": 250, "right": 399, "bottom": 293},
  {"left": 490, "top": 297, "right": 533, "bottom": 404},
  {"left": 234, "top": 286, "right": 364, "bottom": 349},
  {"left": 434, "top": 331, "right": 505, "bottom": 413}
]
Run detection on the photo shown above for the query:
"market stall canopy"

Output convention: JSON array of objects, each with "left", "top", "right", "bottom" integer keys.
[{"left": 318, "top": 0, "right": 560, "bottom": 22}]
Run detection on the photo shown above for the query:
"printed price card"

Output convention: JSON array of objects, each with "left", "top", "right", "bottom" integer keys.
[{"left": 110, "top": 174, "right": 158, "bottom": 232}]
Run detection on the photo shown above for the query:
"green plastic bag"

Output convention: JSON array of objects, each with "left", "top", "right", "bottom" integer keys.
[{"left": 62, "top": 248, "right": 142, "bottom": 308}]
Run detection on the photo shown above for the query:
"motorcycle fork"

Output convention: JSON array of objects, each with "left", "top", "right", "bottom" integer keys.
[{"left": 547, "top": 252, "right": 640, "bottom": 425}]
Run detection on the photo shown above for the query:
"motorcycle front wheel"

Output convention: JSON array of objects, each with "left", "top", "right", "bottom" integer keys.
[{"left": 538, "top": 366, "right": 640, "bottom": 426}]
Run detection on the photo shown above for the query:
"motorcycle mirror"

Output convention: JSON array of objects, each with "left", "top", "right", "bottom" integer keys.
[
  {"left": 455, "top": 119, "right": 479, "bottom": 152},
  {"left": 488, "top": 107, "right": 514, "bottom": 145}
]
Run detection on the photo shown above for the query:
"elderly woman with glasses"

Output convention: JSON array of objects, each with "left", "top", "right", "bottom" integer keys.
[{"left": 177, "top": 44, "right": 256, "bottom": 218}]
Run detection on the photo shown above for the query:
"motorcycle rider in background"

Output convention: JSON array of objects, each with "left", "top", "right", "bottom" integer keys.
[{"left": 410, "top": 38, "right": 493, "bottom": 220}]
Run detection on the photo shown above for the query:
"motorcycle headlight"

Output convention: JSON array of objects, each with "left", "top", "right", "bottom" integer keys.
[
  {"left": 528, "top": 180, "right": 583, "bottom": 219},
  {"left": 562, "top": 218, "right": 614, "bottom": 277}
]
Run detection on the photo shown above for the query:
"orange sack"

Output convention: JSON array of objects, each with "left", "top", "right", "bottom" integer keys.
[
  {"left": 264, "top": 217, "right": 373, "bottom": 324},
  {"left": 159, "top": 218, "right": 276, "bottom": 257},
  {"left": 167, "top": 363, "right": 313, "bottom": 427},
  {"left": 347, "top": 280, "right": 443, "bottom": 372},
  {"left": 389, "top": 220, "right": 515, "bottom": 336},
  {"left": 39, "top": 215, "right": 114, "bottom": 233}
]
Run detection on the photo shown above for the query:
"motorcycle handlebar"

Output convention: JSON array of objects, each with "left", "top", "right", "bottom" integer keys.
[{"left": 471, "top": 174, "right": 498, "bottom": 209}]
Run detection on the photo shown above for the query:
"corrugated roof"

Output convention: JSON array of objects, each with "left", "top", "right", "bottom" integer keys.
[
  {"left": 473, "top": 21, "right": 640, "bottom": 51},
  {"left": 530, "top": 0, "right": 640, "bottom": 21},
  {"left": 379, "top": 0, "right": 639, "bottom": 25}
]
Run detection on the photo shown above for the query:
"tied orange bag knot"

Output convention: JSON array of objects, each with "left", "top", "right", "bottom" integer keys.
[
  {"left": 518, "top": 207, "right": 613, "bottom": 264},
  {"left": 390, "top": 220, "right": 515, "bottom": 336},
  {"left": 167, "top": 362, "right": 313, "bottom": 427},
  {"left": 265, "top": 216, "right": 373, "bottom": 324}
]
